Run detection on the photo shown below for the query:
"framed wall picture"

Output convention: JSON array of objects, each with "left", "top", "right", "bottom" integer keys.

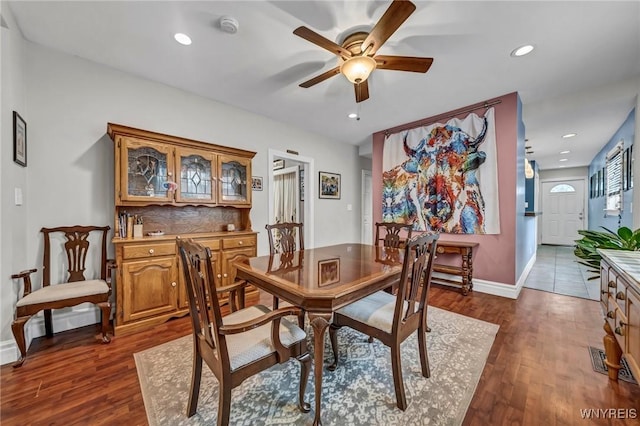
[
  {"left": 318, "top": 258, "right": 340, "bottom": 286},
  {"left": 13, "top": 111, "right": 27, "bottom": 167},
  {"left": 319, "top": 171, "right": 340, "bottom": 199},
  {"left": 273, "top": 159, "right": 284, "bottom": 170},
  {"left": 251, "top": 176, "right": 263, "bottom": 191}
]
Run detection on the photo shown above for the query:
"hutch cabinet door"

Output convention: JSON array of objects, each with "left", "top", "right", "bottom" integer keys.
[
  {"left": 220, "top": 247, "right": 256, "bottom": 286},
  {"left": 118, "top": 137, "right": 175, "bottom": 203},
  {"left": 175, "top": 148, "right": 217, "bottom": 204},
  {"left": 217, "top": 155, "right": 252, "bottom": 206},
  {"left": 121, "top": 257, "right": 179, "bottom": 322}
]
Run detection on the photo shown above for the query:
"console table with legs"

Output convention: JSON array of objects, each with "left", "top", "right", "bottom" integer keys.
[{"left": 431, "top": 241, "right": 478, "bottom": 295}]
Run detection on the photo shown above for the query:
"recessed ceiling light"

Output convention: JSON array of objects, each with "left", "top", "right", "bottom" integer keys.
[
  {"left": 559, "top": 158, "right": 568, "bottom": 162},
  {"left": 510, "top": 44, "right": 534, "bottom": 57},
  {"left": 348, "top": 113, "right": 358, "bottom": 119},
  {"left": 560, "top": 150, "right": 570, "bottom": 154},
  {"left": 562, "top": 133, "right": 577, "bottom": 139},
  {"left": 174, "top": 33, "right": 192, "bottom": 46}
]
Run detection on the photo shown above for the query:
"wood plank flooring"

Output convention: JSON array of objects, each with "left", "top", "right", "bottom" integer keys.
[{"left": 1, "top": 286, "right": 639, "bottom": 425}]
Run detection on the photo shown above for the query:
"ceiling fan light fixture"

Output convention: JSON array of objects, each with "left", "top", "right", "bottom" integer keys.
[{"left": 340, "top": 56, "right": 377, "bottom": 84}]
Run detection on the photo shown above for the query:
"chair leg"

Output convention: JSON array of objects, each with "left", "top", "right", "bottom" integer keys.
[
  {"left": 11, "top": 317, "right": 29, "bottom": 368},
  {"left": 272, "top": 295, "right": 279, "bottom": 309},
  {"left": 327, "top": 323, "right": 341, "bottom": 371},
  {"left": 418, "top": 327, "right": 431, "bottom": 378},
  {"left": 44, "top": 309, "right": 53, "bottom": 337},
  {"left": 297, "top": 310, "right": 305, "bottom": 330},
  {"left": 97, "top": 302, "right": 112, "bottom": 343},
  {"left": 367, "top": 336, "right": 374, "bottom": 343},
  {"left": 391, "top": 345, "right": 407, "bottom": 411},
  {"left": 187, "top": 351, "right": 203, "bottom": 417},
  {"left": 217, "top": 379, "right": 232, "bottom": 426},
  {"left": 297, "top": 352, "right": 311, "bottom": 413}
]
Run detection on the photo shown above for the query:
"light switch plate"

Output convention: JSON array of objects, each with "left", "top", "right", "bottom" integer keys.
[{"left": 15, "top": 188, "right": 23, "bottom": 206}]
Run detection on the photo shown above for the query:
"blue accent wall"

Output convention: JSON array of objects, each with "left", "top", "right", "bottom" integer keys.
[
  {"left": 587, "top": 108, "right": 635, "bottom": 231},
  {"left": 516, "top": 95, "right": 537, "bottom": 281}
]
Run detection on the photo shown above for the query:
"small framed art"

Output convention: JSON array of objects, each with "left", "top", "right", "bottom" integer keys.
[
  {"left": 319, "top": 171, "right": 340, "bottom": 199},
  {"left": 13, "top": 111, "right": 27, "bottom": 167},
  {"left": 251, "top": 176, "right": 263, "bottom": 191}
]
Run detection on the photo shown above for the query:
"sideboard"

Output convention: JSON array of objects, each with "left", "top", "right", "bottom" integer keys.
[{"left": 598, "top": 249, "right": 640, "bottom": 383}]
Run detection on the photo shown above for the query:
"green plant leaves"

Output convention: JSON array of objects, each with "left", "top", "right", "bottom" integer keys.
[{"left": 574, "top": 226, "right": 640, "bottom": 280}]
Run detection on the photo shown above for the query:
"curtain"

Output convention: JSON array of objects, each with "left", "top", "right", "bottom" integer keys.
[{"left": 274, "top": 170, "right": 297, "bottom": 223}]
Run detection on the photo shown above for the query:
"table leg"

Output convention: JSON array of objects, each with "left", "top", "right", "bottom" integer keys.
[
  {"left": 461, "top": 248, "right": 472, "bottom": 295},
  {"left": 308, "top": 312, "right": 332, "bottom": 426}
]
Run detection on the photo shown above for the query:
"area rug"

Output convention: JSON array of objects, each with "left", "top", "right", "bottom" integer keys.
[
  {"left": 135, "top": 306, "right": 499, "bottom": 426},
  {"left": 588, "top": 346, "right": 637, "bottom": 384}
]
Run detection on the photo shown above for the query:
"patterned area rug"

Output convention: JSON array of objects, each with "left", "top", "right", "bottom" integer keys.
[
  {"left": 588, "top": 346, "right": 638, "bottom": 384},
  {"left": 135, "top": 306, "right": 499, "bottom": 426}
]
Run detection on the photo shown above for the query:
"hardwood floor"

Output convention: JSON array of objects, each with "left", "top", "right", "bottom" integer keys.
[{"left": 1, "top": 286, "right": 638, "bottom": 425}]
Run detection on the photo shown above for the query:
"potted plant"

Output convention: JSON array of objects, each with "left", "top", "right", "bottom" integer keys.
[{"left": 574, "top": 226, "right": 640, "bottom": 280}]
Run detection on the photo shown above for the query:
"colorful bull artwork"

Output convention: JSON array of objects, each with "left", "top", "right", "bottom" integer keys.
[{"left": 382, "top": 107, "right": 500, "bottom": 234}]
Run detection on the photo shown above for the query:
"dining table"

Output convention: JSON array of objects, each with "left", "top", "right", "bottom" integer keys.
[{"left": 235, "top": 243, "right": 404, "bottom": 426}]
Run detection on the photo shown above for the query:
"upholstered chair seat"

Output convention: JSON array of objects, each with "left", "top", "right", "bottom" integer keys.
[
  {"left": 335, "top": 291, "right": 417, "bottom": 334},
  {"left": 16, "top": 280, "right": 109, "bottom": 307},
  {"left": 220, "top": 305, "right": 307, "bottom": 371}
]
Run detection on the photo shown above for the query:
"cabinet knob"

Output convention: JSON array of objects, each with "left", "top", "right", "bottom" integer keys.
[
  {"left": 606, "top": 310, "right": 615, "bottom": 319},
  {"left": 167, "top": 172, "right": 173, "bottom": 177},
  {"left": 149, "top": 249, "right": 154, "bottom": 254},
  {"left": 608, "top": 281, "right": 616, "bottom": 288},
  {"left": 171, "top": 282, "right": 177, "bottom": 287},
  {"left": 223, "top": 273, "right": 228, "bottom": 278},
  {"left": 217, "top": 274, "right": 222, "bottom": 278},
  {"left": 616, "top": 291, "right": 626, "bottom": 301},
  {"left": 615, "top": 326, "right": 625, "bottom": 336},
  {"left": 239, "top": 241, "right": 243, "bottom": 245}
]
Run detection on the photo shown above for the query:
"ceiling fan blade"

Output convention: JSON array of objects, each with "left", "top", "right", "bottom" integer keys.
[
  {"left": 355, "top": 80, "right": 370, "bottom": 103},
  {"left": 299, "top": 66, "right": 341, "bottom": 88},
  {"left": 375, "top": 55, "right": 433, "bottom": 73},
  {"left": 293, "top": 26, "right": 352, "bottom": 58},
  {"left": 362, "top": 0, "right": 416, "bottom": 56}
]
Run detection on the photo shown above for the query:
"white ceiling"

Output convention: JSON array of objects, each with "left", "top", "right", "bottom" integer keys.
[{"left": 7, "top": 0, "right": 640, "bottom": 169}]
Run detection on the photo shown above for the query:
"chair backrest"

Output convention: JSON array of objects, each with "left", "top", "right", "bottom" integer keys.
[
  {"left": 177, "top": 238, "right": 228, "bottom": 367},
  {"left": 265, "top": 222, "right": 304, "bottom": 254},
  {"left": 393, "top": 233, "right": 439, "bottom": 330},
  {"left": 41, "top": 225, "right": 110, "bottom": 287},
  {"left": 375, "top": 222, "right": 413, "bottom": 248}
]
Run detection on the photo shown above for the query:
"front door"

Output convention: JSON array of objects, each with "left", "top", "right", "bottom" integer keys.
[{"left": 541, "top": 179, "right": 586, "bottom": 245}]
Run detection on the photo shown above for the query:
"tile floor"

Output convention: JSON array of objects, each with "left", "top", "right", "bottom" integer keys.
[{"left": 524, "top": 244, "right": 600, "bottom": 301}]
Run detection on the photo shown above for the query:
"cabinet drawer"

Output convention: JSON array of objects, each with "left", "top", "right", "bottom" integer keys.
[
  {"left": 223, "top": 236, "right": 256, "bottom": 249},
  {"left": 197, "top": 238, "right": 221, "bottom": 251},
  {"left": 122, "top": 242, "right": 176, "bottom": 259}
]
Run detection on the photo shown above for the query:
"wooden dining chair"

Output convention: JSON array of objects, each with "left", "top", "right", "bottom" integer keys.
[
  {"left": 328, "top": 232, "right": 439, "bottom": 411},
  {"left": 177, "top": 238, "right": 311, "bottom": 426},
  {"left": 375, "top": 222, "right": 413, "bottom": 248},
  {"left": 10, "top": 225, "right": 115, "bottom": 367},
  {"left": 265, "top": 223, "right": 305, "bottom": 325}
]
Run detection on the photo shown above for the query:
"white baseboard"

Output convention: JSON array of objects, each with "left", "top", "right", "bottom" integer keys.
[
  {"left": 0, "top": 304, "right": 101, "bottom": 366},
  {"left": 432, "top": 253, "right": 536, "bottom": 300}
]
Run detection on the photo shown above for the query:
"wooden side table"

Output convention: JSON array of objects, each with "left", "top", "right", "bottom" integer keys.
[{"left": 431, "top": 241, "right": 478, "bottom": 295}]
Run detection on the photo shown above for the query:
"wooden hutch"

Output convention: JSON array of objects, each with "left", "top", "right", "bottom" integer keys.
[{"left": 107, "top": 123, "right": 258, "bottom": 335}]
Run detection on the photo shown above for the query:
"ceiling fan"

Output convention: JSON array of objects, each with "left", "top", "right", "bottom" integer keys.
[{"left": 293, "top": 0, "right": 433, "bottom": 103}]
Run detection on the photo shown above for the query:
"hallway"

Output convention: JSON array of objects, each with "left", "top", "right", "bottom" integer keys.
[{"left": 524, "top": 245, "right": 600, "bottom": 301}]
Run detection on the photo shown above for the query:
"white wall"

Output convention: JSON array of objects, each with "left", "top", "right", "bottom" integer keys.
[
  {"left": 1, "top": 5, "right": 29, "bottom": 364},
  {"left": 0, "top": 39, "right": 362, "bottom": 364}
]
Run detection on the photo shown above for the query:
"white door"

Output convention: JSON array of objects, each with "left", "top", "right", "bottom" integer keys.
[
  {"left": 541, "top": 179, "right": 586, "bottom": 245},
  {"left": 361, "top": 170, "right": 373, "bottom": 244}
]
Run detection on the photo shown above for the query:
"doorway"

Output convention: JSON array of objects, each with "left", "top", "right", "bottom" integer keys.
[
  {"left": 361, "top": 170, "right": 372, "bottom": 244},
  {"left": 541, "top": 179, "right": 586, "bottom": 245},
  {"left": 268, "top": 150, "right": 315, "bottom": 248}
]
